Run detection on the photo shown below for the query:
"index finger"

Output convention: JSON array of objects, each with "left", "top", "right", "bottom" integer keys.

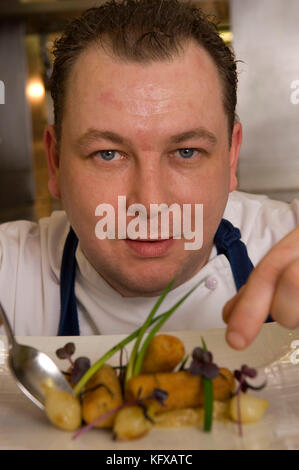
[{"left": 224, "top": 228, "right": 299, "bottom": 350}]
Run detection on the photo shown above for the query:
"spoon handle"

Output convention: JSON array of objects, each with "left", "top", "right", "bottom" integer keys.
[{"left": 0, "top": 302, "right": 17, "bottom": 350}]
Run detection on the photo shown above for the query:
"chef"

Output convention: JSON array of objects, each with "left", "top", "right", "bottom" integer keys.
[{"left": 0, "top": 0, "right": 299, "bottom": 350}]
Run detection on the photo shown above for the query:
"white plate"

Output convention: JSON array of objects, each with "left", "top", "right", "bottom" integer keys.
[{"left": 1, "top": 323, "right": 299, "bottom": 450}]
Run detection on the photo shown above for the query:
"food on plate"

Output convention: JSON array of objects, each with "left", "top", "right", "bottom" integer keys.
[
  {"left": 43, "top": 279, "right": 268, "bottom": 440},
  {"left": 82, "top": 364, "right": 123, "bottom": 428},
  {"left": 125, "top": 367, "right": 235, "bottom": 412},
  {"left": 140, "top": 334, "right": 185, "bottom": 373},
  {"left": 44, "top": 386, "right": 81, "bottom": 431},
  {"left": 113, "top": 405, "right": 153, "bottom": 441},
  {"left": 45, "top": 334, "right": 268, "bottom": 440}
]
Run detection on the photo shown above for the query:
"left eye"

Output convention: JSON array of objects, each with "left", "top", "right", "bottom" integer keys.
[
  {"left": 175, "top": 148, "right": 197, "bottom": 159},
  {"left": 94, "top": 150, "right": 120, "bottom": 161}
]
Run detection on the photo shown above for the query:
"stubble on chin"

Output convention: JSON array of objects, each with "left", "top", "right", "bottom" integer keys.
[{"left": 82, "top": 241, "right": 213, "bottom": 298}]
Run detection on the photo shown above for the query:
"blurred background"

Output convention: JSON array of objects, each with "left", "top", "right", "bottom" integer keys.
[{"left": 0, "top": 0, "right": 298, "bottom": 223}]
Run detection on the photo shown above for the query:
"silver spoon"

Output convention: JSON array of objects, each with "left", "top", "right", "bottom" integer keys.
[{"left": 0, "top": 302, "right": 73, "bottom": 410}]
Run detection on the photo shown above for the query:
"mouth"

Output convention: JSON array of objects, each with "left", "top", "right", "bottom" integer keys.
[{"left": 124, "top": 237, "right": 175, "bottom": 257}]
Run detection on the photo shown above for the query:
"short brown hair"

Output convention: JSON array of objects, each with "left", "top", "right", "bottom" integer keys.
[{"left": 51, "top": 0, "right": 237, "bottom": 146}]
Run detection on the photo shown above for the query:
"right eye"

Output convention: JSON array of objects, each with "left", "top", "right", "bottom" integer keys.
[{"left": 92, "top": 150, "right": 122, "bottom": 161}]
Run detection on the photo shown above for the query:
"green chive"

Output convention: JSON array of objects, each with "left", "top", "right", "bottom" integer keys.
[
  {"left": 201, "top": 336, "right": 214, "bottom": 432},
  {"left": 133, "top": 278, "right": 208, "bottom": 377},
  {"left": 202, "top": 377, "right": 213, "bottom": 432},
  {"left": 73, "top": 312, "right": 165, "bottom": 396},
  {"left": 74, "top": 276, "right": 208, "bottom": 396},
  {"left": 125, "top": 277, "right": 176, "bottom": 383}
]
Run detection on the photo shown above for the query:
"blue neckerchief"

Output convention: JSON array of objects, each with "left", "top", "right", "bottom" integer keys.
[{"left": 214, "top": 218, "right": 272, "bottom": 323}]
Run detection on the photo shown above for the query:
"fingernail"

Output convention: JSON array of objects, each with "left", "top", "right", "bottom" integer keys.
[{"left": 227, "top": 331, "right": 246, "bottom": 349}]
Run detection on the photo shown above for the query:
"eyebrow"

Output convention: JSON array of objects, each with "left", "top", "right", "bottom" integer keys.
[{"left": 75, "top": 127, "right": 217, "bottom": 149}]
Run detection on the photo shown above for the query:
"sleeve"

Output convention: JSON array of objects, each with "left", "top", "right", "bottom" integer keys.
[
  {"left": 224, "top": 191, "right": 299, "bottom": 268},
  {"left": 242, "top": 194, "right": 299, "bottom": 266},
  {"left": 0, "top": 220, "right": 40, "bottom": 333}
]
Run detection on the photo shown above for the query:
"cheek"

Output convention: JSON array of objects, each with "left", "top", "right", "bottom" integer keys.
[
  {"left": 193, "top": 160, "right": 230, "bottom": 239},
  {"left": 176, "top": 158, "right": 230, "bottom": 202},
  {"left": 58, "top": 160, "right": 102, "bottom": 233},
  {"left": 59, "top": 159, "right": 104, "bottom": 206}
]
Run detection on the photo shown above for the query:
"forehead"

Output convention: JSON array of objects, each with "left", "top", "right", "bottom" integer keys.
[{"left": 63, "top": 40, "right": 226, "bottom": 137}]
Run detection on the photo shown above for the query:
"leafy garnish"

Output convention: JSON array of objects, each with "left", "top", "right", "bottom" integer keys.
[
  {"left": 132, "top": 277, "right": 209, "bottom": 379},
  {"left": 150, "top": 388, "right": 168, "bottom": 406},
  {"left": 56, "top": 342, "right": 91, "bottom": 385},
  {"left": 70, "top": 357, "right": 91, "bottom": 385},
  {"left": 56, "top": 342, "right": 76, "bottom": 365},
  {"left": 189, "top": 347, "right": 219, "bottom": 380},
  {"left": 125, "top": 278, "right": 176, "bottom": 383},
  {"left": 72, "top": 312, "right": 166, "bottom": 396}
]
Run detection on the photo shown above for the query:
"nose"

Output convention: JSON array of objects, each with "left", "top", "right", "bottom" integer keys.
[
  {"left": 126, "top": 154, "right": 171, "bottom": 214},
  {"left": 124, "top": 154, "right": 178, "bottom": 239}
]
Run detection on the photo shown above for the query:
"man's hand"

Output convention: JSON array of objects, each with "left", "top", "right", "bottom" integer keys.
[{"left": 223, "top": 227, "right": 299, "bottom": 349}]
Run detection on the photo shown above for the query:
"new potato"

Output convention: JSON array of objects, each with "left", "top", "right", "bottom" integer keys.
[
  {"left": 141, "top": 334, "right": 185, "bottom": 373},
  {"left": 230, "top": 393, "right": 269, "bottom": 423},
  {"left": 82, "top": 364, "right": 123, "bottom": 428},
  {"left": 45, "top": 387, "right": 81, "bottom": 431}
]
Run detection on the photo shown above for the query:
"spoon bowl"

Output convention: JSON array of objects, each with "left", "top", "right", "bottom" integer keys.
[{"left": 0, "top": 302, "right": 73, "bottom": 410}]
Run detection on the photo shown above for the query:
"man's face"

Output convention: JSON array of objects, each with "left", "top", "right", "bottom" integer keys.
[{"left": 45, "top": 41, "right": 241, "bottom": 297}]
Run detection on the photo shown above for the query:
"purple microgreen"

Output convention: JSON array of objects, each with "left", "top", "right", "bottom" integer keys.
[
  {"left": 148, "top": 388, "right": 168, "bottom": 406},
  {"left": 189, "top": 346, "right": 219, "bottom": 380},
  {"left": 56, "top": 342, "right": 76, "bottom": 367},
  {"left": 234, "top": 364, "right": 266, "bottom": 395},
  {"left": 72, "top": 388, "right": 168, "bottom": 440},
  {"left": 70, "top": 357, "right": 91, "bottom": 385},
  {"left": 241, "top": 365, "right": 257, "bottom": 378},
  {"left": 233, "top": 364, "right": 267, "bottom": 437}
]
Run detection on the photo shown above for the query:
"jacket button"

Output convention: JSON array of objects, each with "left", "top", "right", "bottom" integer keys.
[{"left": 205, "top": 276, "right": 218, "bottom": 290}]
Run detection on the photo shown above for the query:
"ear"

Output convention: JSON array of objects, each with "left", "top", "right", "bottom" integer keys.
[
  {"left": 44, "top": 124, "right": 61, "bottom": 199},
  {"left": 228, "top": 121, "right": 242, "bottom": 192}
]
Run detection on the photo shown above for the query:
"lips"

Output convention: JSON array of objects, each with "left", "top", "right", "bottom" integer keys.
[
  {"left": 127, "top": 238, "right": 172, "bottom": 241},
  {"left": 124, "top": 237, "right": 175, "bottom": 257}
]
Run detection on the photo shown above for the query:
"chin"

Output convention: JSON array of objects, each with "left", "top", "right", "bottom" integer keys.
[{"left": 107, "top": 267, "right": 180, "bottom": 298}]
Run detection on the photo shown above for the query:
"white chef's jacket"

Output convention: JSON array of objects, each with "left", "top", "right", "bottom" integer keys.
[{"left": 0, "top": 190, "right": 298, "bottom": 336}]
